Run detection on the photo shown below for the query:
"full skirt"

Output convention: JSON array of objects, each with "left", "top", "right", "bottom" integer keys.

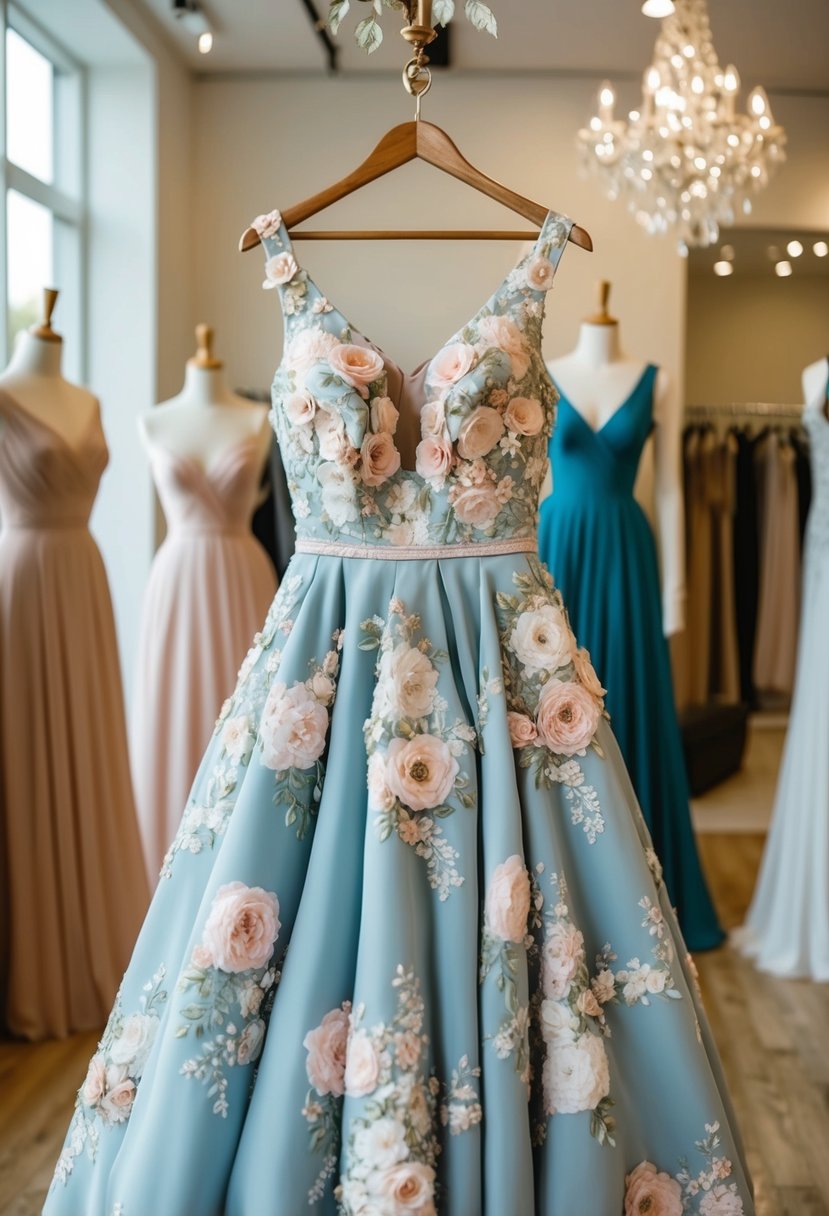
[{"left": 45, "top": 553, "right": 751, "bottom": 1215}]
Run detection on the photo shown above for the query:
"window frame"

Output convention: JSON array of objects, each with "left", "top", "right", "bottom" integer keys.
[{"left": 0, "top": 0, "right": 87, "bottom": 374}]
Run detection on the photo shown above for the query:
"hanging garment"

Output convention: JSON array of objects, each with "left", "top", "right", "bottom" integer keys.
[
  {"left": 708, "top": 433, "right": 740, "bottom": 703},
  {"left": 732, "top": 430, "right": 761, "bottom": 706},
  {"left": 239, "top": 389, "right": 298, "bottom": 580},
  {"left": 752, "top": 432, "right": 801, "bottom": 698},
  {"left": 45, "top": 210, "right": 752, "bottom": 1216},
  {"left": 735, "top": 372, "right": 829, "bottom": 978},
  {"left": 685, "top": 427, "right": 718, "bottom": 704},
  {"left": 0, "top": 390, "right": 148, "bottom": 1040},
  {"left": 131, "top": 436, "right": 277, "bottom": 882},
  {"left": 538, "top": 370, "right": 722, "bottom": 953}
]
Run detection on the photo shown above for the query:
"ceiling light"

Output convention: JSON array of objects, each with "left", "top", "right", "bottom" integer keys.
[
  {"left": 172, "top": 1, "right": 213, "bottom": 52},
  {"left": 814, "top": 240, "right": 829, "bottom": 258},
  {"left": 577, "top": 0, "right": 785, "bottom": 250},
  {"left": 713, "top": 260, "right": 733, "bottom": 276},
  {"left": 720, "top": 244, "right": 735, "bottom": 260},
  {"left": 642, "top": 0, "right": 676, "bottom": 16},
  {"left": 775, "top": 260, "right": 793, "bottom": 277},
  {"left": 766, "top": 245, "right": 780, "bottom": 261},
  {"left": 786, "top": 239, "right": 803, "bottom": 257}
]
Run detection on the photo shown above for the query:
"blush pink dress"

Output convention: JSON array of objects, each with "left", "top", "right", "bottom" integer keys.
[
  {"left": 131, "top": 435, "right": 277, "bottom": 883},
  {"left": 0, "top": 389, "right": 148, "bottom": 1041}
]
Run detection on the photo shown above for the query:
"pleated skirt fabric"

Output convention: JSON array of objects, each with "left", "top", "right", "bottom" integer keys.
[
  {"left": 538, "top": 494, "right": 724, "bottom": 953},
  {"left": 45, "top": 551, "right": 751, "bottom": 1216},
  {"left": 0, "top": 526, "right": 148, "bottom": 1039}
]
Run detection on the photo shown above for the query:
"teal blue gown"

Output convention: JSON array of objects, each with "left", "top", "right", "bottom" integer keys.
[
  {"left": 44, "top": 210, "right": 750, "bottom": 1215},
  {"left": 538, "top": 368, "right": 724, "bottom": 953}
]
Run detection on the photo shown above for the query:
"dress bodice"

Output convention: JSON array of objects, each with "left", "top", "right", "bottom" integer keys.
[
  {"left": 548, "top": 365, "right": 657, "bottom": 503},
  {"left": 148, "top": 438, "right": 264, "bottom": 538},
  {"left": 0, "top": 390, "right": 108, "bottom": 531},
  {"left": 253, "top": 207, "right": 573, "bottom": 552},
  {"left": 802, "top": 365, "right": 829, "bottom": 555}
]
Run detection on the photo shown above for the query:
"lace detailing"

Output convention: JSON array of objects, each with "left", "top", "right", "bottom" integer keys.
[{"left": 294, "top": 537, "right": 539, "bottom": 561}]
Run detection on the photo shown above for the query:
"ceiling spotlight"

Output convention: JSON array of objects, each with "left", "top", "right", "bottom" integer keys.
[
  {"left": 774, "top": 260, "right": 793, "bottom": 277},
  {"left": 814, "top": 240, "right": 829, "bottom": 258},
  {"left": 766, "top": 245, "right": 780, "bottom": 261},
  {"left": 713, "top": 260, "right": 733, "bottom": 276},
  {"left": 641, "top": 0, "right": 676, "bottom": 16},
  {"left": 720, "top": 244, "right": 735, "bottom": 261},
  {"left": 786, "top": 239, "right": 804, "bottom": 257},
  {"left": 172, "top": 0, "right": 213, "bottom": 52}
]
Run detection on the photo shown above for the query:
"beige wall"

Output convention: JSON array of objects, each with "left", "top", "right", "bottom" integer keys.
[
  {"left": 189, "top": 75, "right": 829, "bottom": 414},
  {"left": 190, "top": 74, "right": 689, "bottom": 394},
  {"left": 686, "top": 272, "right": 829, "bottom": 405}
]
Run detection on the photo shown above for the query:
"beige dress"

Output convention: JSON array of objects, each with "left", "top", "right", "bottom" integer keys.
[
  {"left": 753, "top": 433, "right": 801, "bottom": 697},
  {"left": 708, "top": 432, "right": 740, "bottom": 703},
  {"left": 131, "top": 437, "right": 277, "bottom": 883},
  {"left": 0, "top": 389, "right": 148, "bottom": 1040}
]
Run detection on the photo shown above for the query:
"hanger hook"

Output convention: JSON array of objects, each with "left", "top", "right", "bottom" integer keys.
[{"left": 403, "top": 56, "right": 432, "bottom": 120}]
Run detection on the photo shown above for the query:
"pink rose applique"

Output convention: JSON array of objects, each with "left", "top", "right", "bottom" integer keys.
[{"left": 200, "top": 881, "right": 281, "bottom": 974}]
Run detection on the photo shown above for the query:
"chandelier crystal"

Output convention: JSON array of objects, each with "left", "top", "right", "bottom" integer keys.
[{"left": 577, "top": 0, "right": 786, "bottom": 251}]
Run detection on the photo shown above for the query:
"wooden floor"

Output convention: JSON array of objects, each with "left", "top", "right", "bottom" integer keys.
[{"left": 1, "top": 834, "right": 827, "bottom": 1215}]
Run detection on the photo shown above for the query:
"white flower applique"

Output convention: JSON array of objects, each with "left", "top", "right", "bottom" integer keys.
[
  {"left": 529, "top": 868, "right": 615, "bottom": 1149},
  {"left": 51, "top": 967, "right": 168, "bottom": 1188},
  {"left": 590, "top": 894, "right": 682, "bottom": 1017},
  {"left": 497, "top": 559, "right": 608, "bottom": 844},
  {"left": 177, "top": 882, "right": 282, "bottom": 1118},
  {"left": 336, "top": 965, "right": 481, "bottom": 1215},
  {"left": 361, "top": 600, "right": 476, "bottom": 900},
  {"left": 480, "top": 855, "right": 532, "bottom": 1081},
  {"left": 626, "top": 1122, "right": 746, "bottom": 1216},
  {"left": 258, "top": 628, "right": 344, "bottom": 838}
]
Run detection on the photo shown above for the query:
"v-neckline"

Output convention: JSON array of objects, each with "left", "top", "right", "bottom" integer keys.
[
  {"left": 299, "top": 218, "right": 557, "bottom": 390},
  {"left": 150, "top": 434, "right": 262, "bottom": 479},
  {"left": 554, "top": 364, "right": 652, "bottom": 439},
  {"left": 0, "top": 387, "right": 101, "bottom": 460}
]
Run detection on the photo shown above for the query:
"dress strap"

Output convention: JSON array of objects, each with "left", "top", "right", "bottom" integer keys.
[
  {"left": 250, "top": 208, "right": 303, "bottom": 297},
  {"left": 533, "top": 209, "right": 575, "bottom": 280}
]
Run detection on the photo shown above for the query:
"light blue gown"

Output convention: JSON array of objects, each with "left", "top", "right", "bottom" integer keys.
[{"left": 44, "top": 210, "right": 753, "bottom": 1216}]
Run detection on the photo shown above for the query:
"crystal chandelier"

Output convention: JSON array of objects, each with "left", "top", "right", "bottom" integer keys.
[{"left": 577, "top": 0, "right": 786, "bottom": 251}]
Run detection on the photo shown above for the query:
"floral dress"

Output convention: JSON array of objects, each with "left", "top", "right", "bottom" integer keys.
[{"left": 44, "top": 209, "right": 753, "bottom": 1216}]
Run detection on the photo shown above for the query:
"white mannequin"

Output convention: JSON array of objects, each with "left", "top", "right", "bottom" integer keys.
[
  {"left": 546, "top": 283, "right": 686, "bottom": 636},
  {"left": 140, "top": 324, "right": 270, "bottom": 468},
  {"left": 0, "top": 288, "right": 99, "bottom": 448},
  {"left": 802, "top": 355, "right": 829, "bottom": 415}
]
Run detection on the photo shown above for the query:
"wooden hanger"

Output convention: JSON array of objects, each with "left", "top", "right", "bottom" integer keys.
[{"left": 238, "top": 120, "right": 593, "bottom": 252}]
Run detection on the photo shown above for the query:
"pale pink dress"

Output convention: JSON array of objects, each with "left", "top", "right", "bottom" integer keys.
[
  {"left": 132, "top": 436, "right": 277, "bottom": 882},
  {"left": 0, "top": 389, "right": 148, "bottom": 1041}
]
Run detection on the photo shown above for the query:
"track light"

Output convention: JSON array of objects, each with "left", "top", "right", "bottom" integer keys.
[{"left": 172, "top": 0, "right": 214, "bottom": 54}]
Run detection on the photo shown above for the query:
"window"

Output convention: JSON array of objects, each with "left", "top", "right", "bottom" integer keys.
[{"left": 1, "top": 7, "right": 85, "bottom": 378}]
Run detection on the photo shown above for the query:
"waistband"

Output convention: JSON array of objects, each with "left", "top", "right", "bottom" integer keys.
[{"left": 294, "top": 537, "right": 538, "bottom": 561}]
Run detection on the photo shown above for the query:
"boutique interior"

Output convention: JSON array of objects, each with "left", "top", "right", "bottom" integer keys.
[{"left": 1, "top": 1, "right": 828, "bottom": 1214}]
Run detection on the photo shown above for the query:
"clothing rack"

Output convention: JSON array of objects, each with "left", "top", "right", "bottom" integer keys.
[{"left": 686, "top": 402, "right": 804, "bottom": 423}]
